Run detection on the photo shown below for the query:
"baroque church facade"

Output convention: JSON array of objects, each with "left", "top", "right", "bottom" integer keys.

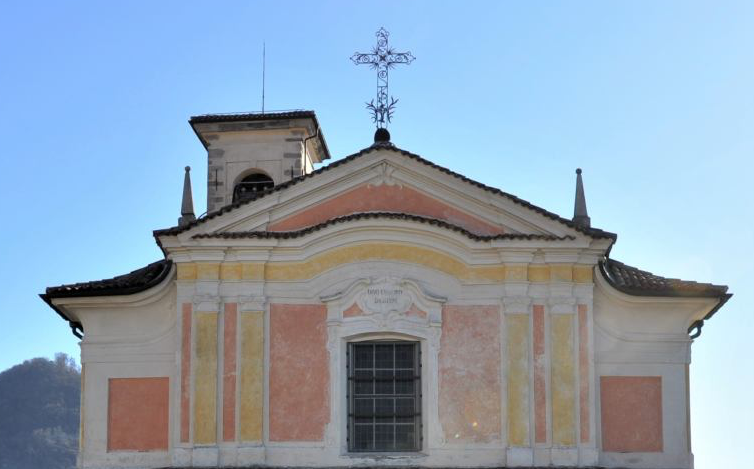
[{"left": 42, "top": 111, "right": 730, "bottom": 469}]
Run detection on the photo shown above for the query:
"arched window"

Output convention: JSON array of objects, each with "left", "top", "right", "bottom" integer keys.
[{"left": 233, "top": 172, "right": 274, "bottom": 203}]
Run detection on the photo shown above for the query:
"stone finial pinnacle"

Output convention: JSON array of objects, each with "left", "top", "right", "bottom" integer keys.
[
  {"left": 178, "top": 166, "right": 196, "bottom": 227},
  {"left": 573, "top": 167, "right": 591, "bottom": 228}
]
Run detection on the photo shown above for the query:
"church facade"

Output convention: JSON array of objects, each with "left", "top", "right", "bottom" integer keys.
[{"left": 42, "top": 111, "right": 730, "bottom": 469}]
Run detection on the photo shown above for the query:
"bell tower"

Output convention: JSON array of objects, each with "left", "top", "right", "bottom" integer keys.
[{"left": 190, "top": 110, "right": 330, "bottom": 213}]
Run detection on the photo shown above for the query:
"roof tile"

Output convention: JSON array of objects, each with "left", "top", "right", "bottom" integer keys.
[
  {"left": 192, "top": 212, "right": 576, "bottom": 242},
  {"left": 600, "top": 258, "right": 728, "bottom": 298},
  {"left": 154, "top": 144, "right": 617, "bottom": 240}
]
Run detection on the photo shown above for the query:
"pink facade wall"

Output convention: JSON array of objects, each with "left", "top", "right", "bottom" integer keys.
[
  {"left": 600, "top": 376, "right": 663, "bottom": 452},
  {"left": 439, "top": 305, "right": 501, "bottom": 442},
  {"left": 223, "top": 303, "right": 237, "bottom": 441},
  {"left": 180, "top": 303, "right": 191, "bottom": 443},
  {"left": 533, "top": 304, "right": 546, "bottom": 443},
  {"left": 268, "top": 184, "right": 504, "bottom": 235},
  {"left": 269, "top": 304, "right": 329, "bottom": 441},
  {"left": 108, "top": 377, "right": 169, "bottom": 451}
]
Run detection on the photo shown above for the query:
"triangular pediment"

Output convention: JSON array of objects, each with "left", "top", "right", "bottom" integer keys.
[{"left": 156, "top": 145, "right": 615, "bottom": 246}]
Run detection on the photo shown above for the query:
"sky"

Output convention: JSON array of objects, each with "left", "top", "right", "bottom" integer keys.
[{"left": 0, "top": 0, "right": 752, "bottom": 466}]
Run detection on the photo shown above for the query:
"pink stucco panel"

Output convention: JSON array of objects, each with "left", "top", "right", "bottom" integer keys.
[
  {"left": 533, "top": 304, "right": 546, "bottom": 443},
  {"left": 269, "top": 304, "right": 329, "bottom": 441},
  {"left": 600, "top": 376, "right": 663, "bottom": 452},
  {"left": 439, "top": 305, "right": 501, "bottom": 442},
  {"left": 223, "top": 303, "right": 237, "bottom": 442},
  {"left": 268, "top": 183, "right": 504, "bottom": 236},
  {"left": 108, "top": 377, "right": 169, "bottom": 451}
]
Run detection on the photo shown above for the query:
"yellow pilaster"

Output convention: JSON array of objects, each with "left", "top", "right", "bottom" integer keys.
[
  {"left": 507, "top": 314, "right": 530, "bottom": 446},
  {"left": 551, "top": 314, "right": 576, "bottom": 446},
  {"left": 193, "top": 312, "right": 218, "bottom": 444},
  {"left": 239, "top": 311, "right": 264, "bottom": 441}
]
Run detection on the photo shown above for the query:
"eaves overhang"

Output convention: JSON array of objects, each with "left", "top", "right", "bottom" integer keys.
[
  {"left": 40, "top": 259, "right": 173, "bottom": 339},
  {"left": 598, "top": 258, "right": 731, "bottom": 339}
]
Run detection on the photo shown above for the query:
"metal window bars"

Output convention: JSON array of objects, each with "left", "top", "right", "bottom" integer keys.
[{"left": 347, "top": 341, "right": 421, "bottom": 452}]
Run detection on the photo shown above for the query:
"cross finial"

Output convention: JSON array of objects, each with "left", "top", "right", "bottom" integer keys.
[{"left": 351, "top": 28, "right": 415, "bottom": 129}]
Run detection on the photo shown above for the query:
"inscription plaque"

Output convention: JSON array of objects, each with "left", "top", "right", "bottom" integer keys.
[{"left": 359, "top": 278, "right": 412, "bottom": 315}]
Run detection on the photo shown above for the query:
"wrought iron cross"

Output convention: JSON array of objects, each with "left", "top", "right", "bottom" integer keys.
[{"left": 351, "top": 28, "right": 415, "bottom": 128}]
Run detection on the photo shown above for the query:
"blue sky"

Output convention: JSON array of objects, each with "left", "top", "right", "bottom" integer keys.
[{"left": 0, "top": 1, "right": 752, "bottom": 465}]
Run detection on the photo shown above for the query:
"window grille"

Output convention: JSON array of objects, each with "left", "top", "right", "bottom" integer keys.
[{"left": 347, "top": 341, "right": 421, "bottom": 452}]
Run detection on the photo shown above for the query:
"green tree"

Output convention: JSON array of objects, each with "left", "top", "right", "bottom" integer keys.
[{"left": 0, "top": 354, "right": 80, "bottom": 469}]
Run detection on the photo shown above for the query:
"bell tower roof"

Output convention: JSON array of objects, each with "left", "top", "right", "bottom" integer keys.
[
  {"left": 189, "top": 110, "right": 330, "bottom": 161},
  {"left": 189, "top": 110, "right": 331, "bottom": 213}
]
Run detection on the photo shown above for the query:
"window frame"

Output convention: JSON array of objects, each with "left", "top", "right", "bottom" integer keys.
[{"left": 346, "top": 340, "right": 422, "bottom": 453}]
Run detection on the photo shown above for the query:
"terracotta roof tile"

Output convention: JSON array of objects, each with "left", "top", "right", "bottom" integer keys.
[
  {"left": 154, "top": 144, "right": 617, "bottom": 240},
  {"left": 192, "top": 212, "right": 576, "bottom": 242},
  {"left": 600, "top": 258, "right": 728, "bottom": 298},
  {"left": 43, "top": 260, "right": 173, "bottom": 299}
]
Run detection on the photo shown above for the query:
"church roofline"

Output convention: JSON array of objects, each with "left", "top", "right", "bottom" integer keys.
[
  {"left": 153, "top": 144, "right": 618, "bottom": 241},
  {"left": 40, "top": 259, "right": 174, "bottom": 338},
  {"left": 188, "top": 109, "right": 331, "bottom": 161},
  {"left": 191, "top": 212, "right": 577, "bottom": 242},
  {"left": 598, "top": 257, "right": 731, "bottom": 338},
  {"left": 189, "top": 109, "right": 318, "bottom": 124},
  {"left": 41, "top": 259, "right": 173, "bottom": 300},
  {"left": 599, "top": 258, "right": 729, "bottom": 299}
]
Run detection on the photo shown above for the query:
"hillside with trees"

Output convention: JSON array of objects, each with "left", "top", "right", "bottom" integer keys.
[{"left": 0, "top": 354, "right": 80, "bottom": 469}]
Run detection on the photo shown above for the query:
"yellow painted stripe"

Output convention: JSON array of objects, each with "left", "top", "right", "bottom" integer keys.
[
  {"left": 239, "top": 311, "right": 264, "bottom": 441},
  {"left": 242, "top": 263, "right": 265, "bottom": 280},
  {"left": 550, "top": 264, "right": 573, "bottom": 282},
  {"left": 197, "top": 263, "right": 220, "bottom": 280},
  {"left": 177, "top": 263, "right": 197, "bottom": 280},
  {"left": 265, "top": 243, "right": 505, "bottom": 282},
  {"left": 528, "top": 265, "right": 550, "bottom": 282},
  {"left": 193, "top": 312, "right": 218, "bottom": 444},
  {"left": 177, "top": 252, "right": 595, "bottom": 285},
  {"left": 551, "top": 314, "right": 576, "bottom": 446},
  {"left": 572, "top": 265, "right": 593, "bottom": 283},
  {"left": 504, "top": 264, "right": 527, "bottom": 281},
  {"left": 220, "top": 263, "right": 242, "bottom": 280},
  {"left": 507, "top": 314, "right": 530, "bottom": 446}
]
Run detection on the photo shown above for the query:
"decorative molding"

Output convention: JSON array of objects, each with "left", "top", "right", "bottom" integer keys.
[
  {"left": 193, "top": 294, "right": 221, "bottom": 312},
  {"left": 367, "top": 161, "right": 402, "bottom": 188},
  {"left": 503, "top": 296, "right": 532, "bottom": 315}
]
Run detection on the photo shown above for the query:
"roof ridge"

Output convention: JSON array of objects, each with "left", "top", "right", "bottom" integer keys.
[
  {"left": 192, "top": 211, "right": 576, "bottom": 242},
  {"left": 154, "top": 144, "right": 617, "bottom": 240}
]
